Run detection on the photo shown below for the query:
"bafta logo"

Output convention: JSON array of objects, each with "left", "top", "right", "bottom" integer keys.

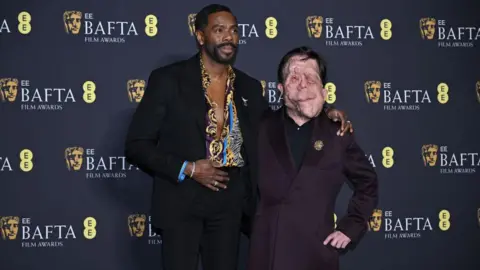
[
  {"left": 188, "top": 13, "right": 197, "bottom": 36},
  {"left": 306, "top": 16, "right": 323, "bottom": 38},
  {"left": 65, "top": 147, "right": 84, "bottom": 171},
  {"left": 419, "top": 18, "right": 436, "bottom": 40},
  {"left": 476, "top": 81, "right": 480, "bottom": 103},
  {"left": 260, "top": 80, "right": 266, "bottom": 97},
  {"left": 364, "top": 81, "right": 381, "bottom": 103},
  {"left": 127, "top": 79, "right": 146, "bottom": 103},
  {"left": 0, "top": 216, "right": 19, "bottom": 240},
  {"left": 422, "top": 144, "right": 438, "bottom": 167},
  {"left": 369, "top": 209, "right": 382, "bottom": 232},
  {"left": 0, "top": 78, "right": 19, "bottom": 102},
  {"left": 128, "top": 214, "right": 146, "bottom": 237},
  {"left": 64, "top": 11, "right": 82, "bottom": 34}
]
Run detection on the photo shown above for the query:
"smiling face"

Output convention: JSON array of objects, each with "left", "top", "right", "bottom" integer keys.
[
  {"left": 195, "top": 11, "right": 239, "bottom": 65},
  {"left": 278, "top": 55, "right": 326, "bottom": 119}
]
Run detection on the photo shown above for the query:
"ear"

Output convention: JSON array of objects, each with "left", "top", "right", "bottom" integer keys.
[
  {"left": 195, "top": 30, "right": 205, "bottom": 46},
  {"left": 321, "top": 86, "right": 327, "bottom": 98}
]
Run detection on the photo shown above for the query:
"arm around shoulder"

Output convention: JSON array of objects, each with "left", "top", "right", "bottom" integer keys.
[
  {"left": 336, "top": 133, "right": 379, "bottom": 246},
  {"left": 124, "top": 68, "right": 184, "bottom": 184}
]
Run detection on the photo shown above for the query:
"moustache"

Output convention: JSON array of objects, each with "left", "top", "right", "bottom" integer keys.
[{"left": 217, "top": 43, "right": 237, "bottom": 49}]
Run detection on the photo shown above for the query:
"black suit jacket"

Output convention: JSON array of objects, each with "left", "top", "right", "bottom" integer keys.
[{"left": 124, "top": 53, "right": 269, "bottom": 234}]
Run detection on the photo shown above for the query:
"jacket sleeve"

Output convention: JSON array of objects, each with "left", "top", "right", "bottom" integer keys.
[
  {"left": 124, "top": 68, "right": 185, "bottom": 184},
  {"left": 240, "top": 80, "right": 270, "bottom": 238},
  {"left": 336, "top": 133, "right": 379, "bottom": 245}
]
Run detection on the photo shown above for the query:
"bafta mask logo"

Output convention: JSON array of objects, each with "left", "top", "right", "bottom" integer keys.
[
  {"left": 476, "top": 81, "right": 480, "bottom": 103},
  {"left": 0, "top": 216, "right": 19, "bottom": 240},
  {"left": 0, "top": 78, "right": 19, "bottom": 102},
  {"left": 422, "top": 144, "right": 438, "bottom": 166},
  {"left": 369, "top": 209, "right": 382, "bottom": 232},
  {"left": 419, "top": 18, "right": 436, "bottom": 40},
  {"left": 128, "top": 214, "right": 146, "bottom": 237},
  {"left": 64, "top": 11, "right": 82, "bottom": 34},
  {"left": 127, "top": 79, "right": 146, "bottom": 103},
  {"left": 260, "top": 80, "right": 266, "bottom": 97},
  {"left": 364, "top": 81, "right": 381, "bottom": 103},
  {"left": 188, "top": 13, "right": 197, "bottom": 36},
  {"left": 65, "top": 147, "right": 84, "bottom": 171},
  {"left": 306, "top": 16, "right": 323, "bottom": 38}
]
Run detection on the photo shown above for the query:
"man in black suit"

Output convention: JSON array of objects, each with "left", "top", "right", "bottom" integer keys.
[{"left": 124, "top": 4, "right": 353, "bottom": 270}]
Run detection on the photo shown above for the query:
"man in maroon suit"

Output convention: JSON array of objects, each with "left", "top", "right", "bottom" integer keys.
[{"left": 247, "top": 46, "right": 379, "bottom": 270}]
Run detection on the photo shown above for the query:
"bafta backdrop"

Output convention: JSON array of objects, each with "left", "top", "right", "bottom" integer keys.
[{"left": 1, "top": 0, "right": 479, "bottom": 269}]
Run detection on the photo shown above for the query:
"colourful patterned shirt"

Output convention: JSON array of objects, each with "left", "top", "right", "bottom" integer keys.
[{"left": 200, "top": 56, "right": 245, "bottom": 167}]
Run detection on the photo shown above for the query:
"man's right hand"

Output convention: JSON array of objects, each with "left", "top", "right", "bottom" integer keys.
[{"left": 184, "top": 159, "right": 229, "bottom": 191}]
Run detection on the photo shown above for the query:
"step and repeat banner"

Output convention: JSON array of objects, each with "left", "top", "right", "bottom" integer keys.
[{"left": 1, "top": 0, "right": 479, "bottom": 269}]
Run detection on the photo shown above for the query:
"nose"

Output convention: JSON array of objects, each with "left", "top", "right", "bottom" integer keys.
[
  {"left": 223, "top": 35, "right": 232, "bottom": 42},
  {"left": 298, "top": 77, "right": 307, "bottom": 89},
  {"left": 223, "top": 31, "right": 233, "bottom": 42}
]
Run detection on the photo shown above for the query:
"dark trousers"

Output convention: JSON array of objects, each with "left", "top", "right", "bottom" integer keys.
[{"left": 161, "top": 167, "right": 246, "bottom": 270}]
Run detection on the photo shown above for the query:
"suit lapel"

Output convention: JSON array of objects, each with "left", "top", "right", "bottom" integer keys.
[
  {"left": 180, "top": 54, "right": 207, "bottom": 141},
  {"left": 234, "top": 79, "right": 250, "bottom": 138},
  {"left": 268, "top": 108, "right": 297, "bottom": 180}
]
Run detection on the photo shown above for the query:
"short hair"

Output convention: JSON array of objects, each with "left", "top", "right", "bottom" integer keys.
[
  {"left": 277, "top": 46, "right": 327, "bottom": 85},
  {"left": 194, "top": 4, "right": 234, "bottom": 32}
]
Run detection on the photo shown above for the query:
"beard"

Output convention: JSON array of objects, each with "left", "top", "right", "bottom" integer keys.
[{"left": 204, "top": 41, "right": 238, "bottom": 65}]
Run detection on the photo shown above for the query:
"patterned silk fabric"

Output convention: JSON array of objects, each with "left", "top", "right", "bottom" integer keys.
[{"left": 200, "top": 56, "right": 245, "bottom": 167}]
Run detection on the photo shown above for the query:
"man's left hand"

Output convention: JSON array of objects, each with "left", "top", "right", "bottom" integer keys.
[
  {"left": 323, "top": 230, "right": 351, "bottom": 249},
  {"left": 326, "top": 108, "right": 353, "bottom": 136}
]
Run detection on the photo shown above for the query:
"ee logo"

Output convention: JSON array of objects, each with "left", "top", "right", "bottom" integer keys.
[
  {"left": 265, "top": 17, "right": 277, "bottom": 39},
  {"left": 18, "top": 11, "right": 32, "bottom": 34},
  {"left": 20, "top": 149, "right": 33, "bottom": 172},
  {"left": 437, "top": 83, "right": 449, "bottom": 104},
  {"left": 83, "top": 81, "right": 96, "bottom": 104},
  {"left": 380, "top": 19, "right": 392, "bottom": 40},
  {"left": 83, "top": 217, "right": 97, "bottom": 239},
  {"left": 382, "top": 146, "right": 394, "bottom": 168},
  {"left": 324, "top": 82, "right": 336, "bottom": 104},
  {"left": 438, "top": 210, "right": 450, "bottom": 231},
  {"left": 145, "top": 14, "right": 158, "bottom": 37}
]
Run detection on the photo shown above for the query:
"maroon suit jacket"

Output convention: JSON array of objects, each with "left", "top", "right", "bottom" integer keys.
[{"left": 247, "top": 108, "right": 379, "bottom": 270}]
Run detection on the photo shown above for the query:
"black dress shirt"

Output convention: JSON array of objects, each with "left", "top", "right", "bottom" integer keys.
[{"left": 284, "top": 110, "right": 314, "bottom": 171}]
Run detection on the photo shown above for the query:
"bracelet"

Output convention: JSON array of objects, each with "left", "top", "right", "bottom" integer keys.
[
  {"left": 190, "top": 162, "right": 196, "bottom": 178},
  {"left": 178, "top": 161, "right": 188, "bottom": 182}
]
